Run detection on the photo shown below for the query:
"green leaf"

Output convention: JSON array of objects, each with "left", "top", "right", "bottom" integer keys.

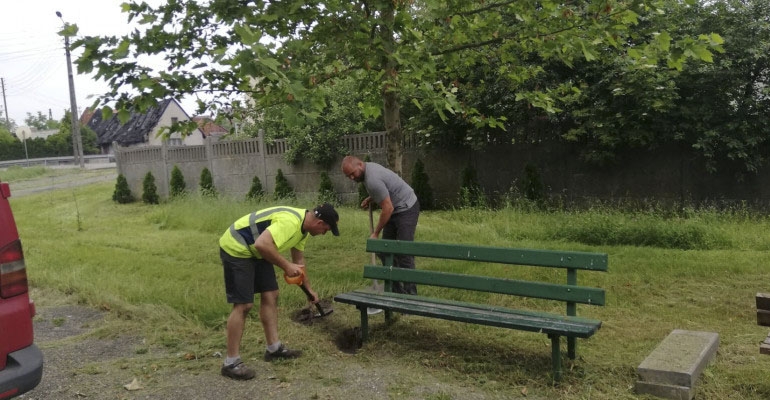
[
  {"left": 656, "top": 31, "right": 672, "bottom": 52},
  {"left": 113, "top": 39, "right": 130, "bottom": 59},
  {"left": 117, "top": 108, "right": 131, "bottom": 124},
  {"left": 580, "top": 42, "right": 597, "bottom": 61}
]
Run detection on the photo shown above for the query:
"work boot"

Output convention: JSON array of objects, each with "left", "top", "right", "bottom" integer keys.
[
  {"left": 221, "top": 361, "right": 256, "bottom": 380},
  {"left": 264, "top": 344, "right": 302, "bottom": 361}
]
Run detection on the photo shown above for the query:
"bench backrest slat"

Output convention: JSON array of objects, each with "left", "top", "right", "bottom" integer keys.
[
  {"left": 367, "top": 239, "right": 608, "bottom": 271},
  {"left": 364, "top": 265, "right": 606, "bottom": 306}
]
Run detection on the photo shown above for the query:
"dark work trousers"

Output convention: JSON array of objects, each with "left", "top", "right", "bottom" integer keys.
[{"left": 379, "top": 200, "right": 420, "bottom": 295}]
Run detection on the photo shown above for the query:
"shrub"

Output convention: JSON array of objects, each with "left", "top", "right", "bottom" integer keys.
[
  {"left": 317, "top": 171, "right": 337, "bottom": 204},
  {"left": 112, "top": 174, "right": 133, "bottom": 204},
  {"left": 199, "top": 167, "right": 217, "bottom": 197},
  {"left": 459, "top": 164, "right": 486, "bottom": 208},
  {"left": 246, "top": 176, "right": 265, "bottom": 201},
  {"left": 274, "top": 169, "right": 296, "bottom": 200},
  {"left": 410, "top": 158, "right": 433, "bottom": 210},
  {"left": 521, "top": 164, "right": 545, "bottom": 204},
  {"left": 142, "top": 172, "right": 159, "bottom": 204},
  {"left": 170, "top": 165, "right": 186, "bottom": 198}
]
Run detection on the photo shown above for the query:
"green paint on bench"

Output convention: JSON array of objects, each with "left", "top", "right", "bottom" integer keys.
[
  {"left": 333, "top": 239, "right": 608, "bottom": 383},
  {"left": 362, "top": 265, "right": 605, "bottom": 305},
  {"left": 366, "top": 239, "right": 608, "bottom": 271}
]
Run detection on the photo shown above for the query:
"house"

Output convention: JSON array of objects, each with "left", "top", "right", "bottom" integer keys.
[{"left": 83, "top": 98, "right": 205, "bottom": 154}]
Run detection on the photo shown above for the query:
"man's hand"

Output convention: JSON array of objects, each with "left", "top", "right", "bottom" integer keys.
[
  {"left": 284, "top": 263, "right": 305, "bottom": 280},
  {"left": 307, "top": 288, "right": 319, "bottom": 303},
  {"left": 360, "top": 196, "right": 371, "bottom": 209}
]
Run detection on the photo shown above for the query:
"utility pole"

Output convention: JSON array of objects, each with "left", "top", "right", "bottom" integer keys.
[
  {"left": 56, "top": 11, "right": 84, "bottom": 168},
  {"left": 1, "top": 78, "right": 9, "bottom": 128}
]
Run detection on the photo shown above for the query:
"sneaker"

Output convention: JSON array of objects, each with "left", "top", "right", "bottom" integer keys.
[
  {"left": 264, "top": 345, "right": 302, "bottom": 361},
  {"left": 367, "top": 308, "right": 383, "bottom": 315},
  {"left": 221, "top": 361, "right": 256, "bottom": 380}
]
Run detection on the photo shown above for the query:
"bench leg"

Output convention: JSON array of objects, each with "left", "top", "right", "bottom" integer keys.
[
  {"left": 568, "top": 337, "right": 576, "bottom": 360},
  {"left": 549, "top": 334, "right": 562, "bottom": 382},
  {"left": 385, "top": 309, "right": 393, "bottom": 325},
  {"left": 358, "top": 307, "right": 369, "bottom": 342}
]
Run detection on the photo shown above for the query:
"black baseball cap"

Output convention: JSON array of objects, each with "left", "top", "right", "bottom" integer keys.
[{"left": 313, "top": 203, "right": 340, "bottom": 236}]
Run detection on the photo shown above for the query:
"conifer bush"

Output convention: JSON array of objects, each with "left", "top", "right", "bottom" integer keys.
[
  {"left": 246, "top": 176, "right": 265, "bottom": 201},
  {"left": 273, "top": 169, "right": 296, "bottom": 200},
  {"left": 112, "top": 174, "right": 134, "bottom": 204},
  {"left": 142, "top": 171, "right": 160, "bottom": 204},
  {"left": 170, "top": 165, "right": 186, "bottom": 198},
  {"left": 317, "top": 171, "right": 337, "bottom": 204},
  {"left": 199, "top": 167, "right": 217, "bottom": 197},
  {"left": 410, "top": 158, "right": 434, "bottom": 210}
]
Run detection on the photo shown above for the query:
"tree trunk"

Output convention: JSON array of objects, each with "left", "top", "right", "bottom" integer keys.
[
  {"left": 383, "top": 90, "right": 402, "bottom": 175},
  {"left": 380, "top": 4, "right": 403, "bottom": 176}
]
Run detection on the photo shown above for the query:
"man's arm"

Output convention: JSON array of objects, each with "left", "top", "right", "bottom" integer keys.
[
  {"left": 371, "top": 196, "right": 394, "bottom": 239},
  {"left": 254, "top": 230, "right": 304, "bottom": 278}
]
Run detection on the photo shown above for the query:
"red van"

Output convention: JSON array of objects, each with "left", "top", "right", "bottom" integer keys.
[{"left": 0, "top": 181, "right": 42, "bottom": 399}]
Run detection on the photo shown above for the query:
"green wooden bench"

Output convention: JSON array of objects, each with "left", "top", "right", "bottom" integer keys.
[{"left": 334, "top": 239, "right": 608, "bottom": 381}]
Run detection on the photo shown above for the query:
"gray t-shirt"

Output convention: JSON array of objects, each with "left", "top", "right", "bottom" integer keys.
[{"left": 364, "top": 162, "right": 417, "bottom": 214}]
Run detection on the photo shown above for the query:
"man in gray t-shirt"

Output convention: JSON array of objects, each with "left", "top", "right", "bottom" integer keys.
[{"left": 341, "top": 155, "right": 419, "bottom": 295}]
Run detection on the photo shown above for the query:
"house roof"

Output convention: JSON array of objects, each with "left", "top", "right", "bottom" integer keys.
[
  {"left": 192, "top": 116, "right": 228, "bottom": 137},
  {"left": 86, "top": 98, "right": 177, "bottom": 146}
]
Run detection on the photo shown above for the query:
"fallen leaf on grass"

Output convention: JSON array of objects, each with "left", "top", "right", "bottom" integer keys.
[
  {"left": 124, "top": 378, "right": 143, "bottom": 391},
  {"left": 521, "top": 386, "right": 528, "bottom": 396}
]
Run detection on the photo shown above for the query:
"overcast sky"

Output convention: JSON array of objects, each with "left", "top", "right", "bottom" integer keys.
[{"left": 0, "top": 0, "right": 198, "bottom": 127}]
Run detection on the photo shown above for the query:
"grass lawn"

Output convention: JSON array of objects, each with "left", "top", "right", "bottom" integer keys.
[{"left": 7, "top": 169, "right": 770, "bottom": 399}]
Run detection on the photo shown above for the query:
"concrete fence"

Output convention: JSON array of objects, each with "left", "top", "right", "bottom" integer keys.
[
  {"left": 113, "top": 130, "right": 770, "bottom": 208},
  {"left": 115, "top": 131, "right": 390, "bottom": 203}
]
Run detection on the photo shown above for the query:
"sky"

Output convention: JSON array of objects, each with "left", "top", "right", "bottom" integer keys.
[{"left": 0, "top": 0, "right": 197, "bottom": 127}]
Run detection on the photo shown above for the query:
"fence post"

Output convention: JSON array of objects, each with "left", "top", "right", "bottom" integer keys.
[
  {"left": 258, "top": 129, "right": 268, "bottom": 193},
  {"left": 205, "top": 136, "right": 215, "bottom": 189},
  {"left": 161, "top": 140, "right": 170, "bottom": 199},
  {"left": 113, "top": 141, "right": 123, "bottom": 177}
]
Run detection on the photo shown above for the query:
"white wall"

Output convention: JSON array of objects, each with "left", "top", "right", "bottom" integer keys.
[{"left": 147, "top": 100, "right": 204, "bottom": 147}]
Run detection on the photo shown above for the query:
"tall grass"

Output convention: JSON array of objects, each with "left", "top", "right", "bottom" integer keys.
[
  {"left": 10, "top": 179, "right": 770, "bottom": 399},
  {"left": 0, "top": 166, "right": 51, "bottom": 181}
]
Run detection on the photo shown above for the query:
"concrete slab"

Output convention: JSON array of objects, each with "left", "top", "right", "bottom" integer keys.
[
  {"left": 636, "top": 329, "right": 719, "bottom": 400},
  {"left": 634, "top": 381, "right": 692, "bottom": 400}
]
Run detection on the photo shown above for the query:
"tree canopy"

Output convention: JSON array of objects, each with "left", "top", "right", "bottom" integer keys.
[{"left": 74, "top": 0, "right": 722, "bottom": 174}]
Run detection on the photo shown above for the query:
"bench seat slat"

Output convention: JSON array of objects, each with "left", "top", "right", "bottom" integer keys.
[
  {"left": 367, "top": 239, "right": 608, "bottom": 271},
  {"left": 334, "top": 291, "right": 602, "bottom": 338},
  {"left": 363, "top": 265, "right": 605, "bottom": 306}
]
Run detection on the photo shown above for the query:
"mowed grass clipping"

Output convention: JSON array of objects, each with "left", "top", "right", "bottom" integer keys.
[{"left": 8, "top": 175, "right": 770, "bottom": 399}]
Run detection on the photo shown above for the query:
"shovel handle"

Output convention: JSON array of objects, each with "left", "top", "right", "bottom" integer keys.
[
  {"left": 299, "top": 283, "right": 326, "bottom": 316},
  {"left": 368, "top": 204, "right": 376, "bottom": 264}
]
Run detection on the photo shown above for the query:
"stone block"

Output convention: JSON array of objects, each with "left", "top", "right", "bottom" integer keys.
[
  {"left": 761, "top": 334, "right": 770, "bottom": 356},
  {"left": 757, "top": 293, "right": 770, "bottom": 311},
  {"left": 636, "top": 329, "right": 719, "bottom": 400},
  {"left": 758, "top": 310, "right": 770, "bottom": 327},
  {"left": 634, "top": 381, "right": 692, "bottom": 400}
]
